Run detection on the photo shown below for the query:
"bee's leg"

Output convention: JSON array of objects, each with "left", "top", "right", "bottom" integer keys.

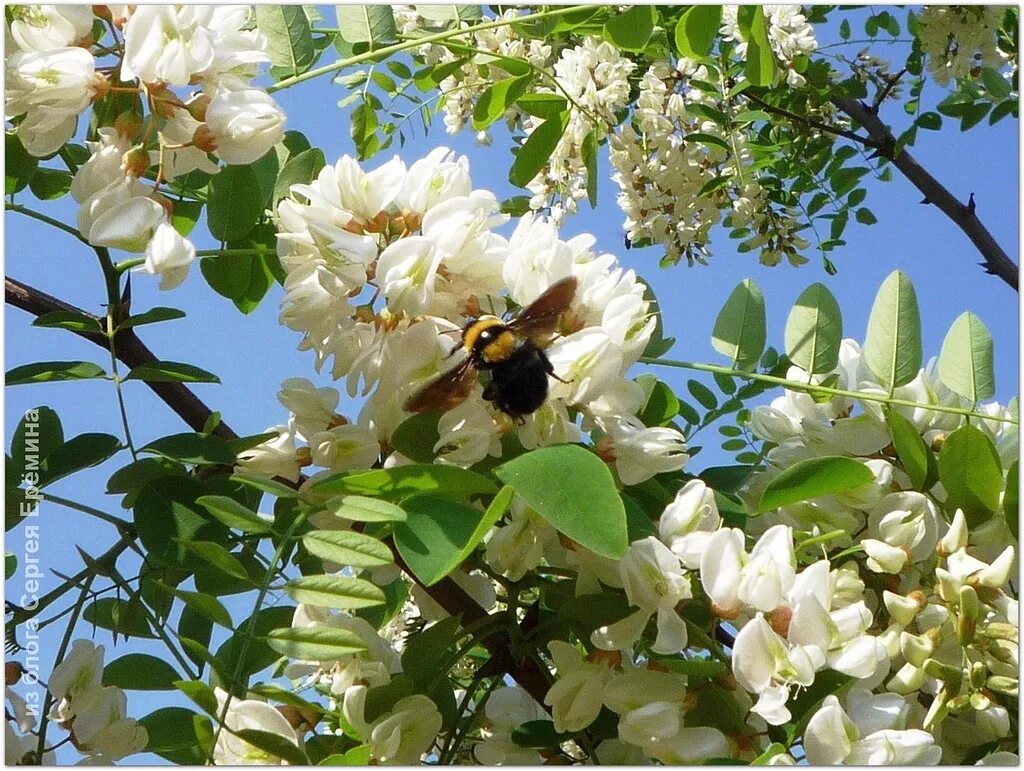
[
  {"left": 483, "top": 381, "right": 499, "bottom": 402},
  {"left": 542, "top": 354, "right": 573, "bottom": 384},
  {"left": 515, "top": 415, "right": 527, "bottom": 427}
]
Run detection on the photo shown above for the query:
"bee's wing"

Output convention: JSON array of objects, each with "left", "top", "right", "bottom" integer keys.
[
  {"left": 403, "top": 358, "right": 478, "bottom": 414},
  {"left": 508, "top": 276, "right": 577, "bottom": 341}
]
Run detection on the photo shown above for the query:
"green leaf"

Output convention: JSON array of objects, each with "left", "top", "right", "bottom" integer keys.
[
  {"left": 174, "top": 679, "right": 219, "bottom": 716},
  {"left": 264, "top": 624, "right": 369, "bottom": 660},
  {"left": 139, "top": 707, "right": 208, "bottom": 764},
  {"left": 134, "top": 477, "right": 230, "bottom": 568},
  {"left": 751, "top": 743, "right": 789, "bottom": 765},
  {"left": 6, "top": 132, "right": 37, "bottom": 194},
  {"left": 273, "top": 147, "right": 326, "bottom": 205},
  {"left": 473, "top": 75, "right": 532, "bottom": 131},
  {"left": 509, "top": 112, "right": 569, "bottom": 188},
  {"left": 302, "top": 530, "right": 394, "bottom": 568},
  {"left": 938, "top": 311, "right": 995, "bottom": 402},
  {"left": 29, "top": 168, "right": 72, "bottom": 200},
  {"left": 981, "top": 67, "right": 1012, "bottom": 99},
  {"left": 512, "top": 720, "right": 568, "bottom": 749},
  {"left": 394, "top": 495, "right": 491, "bottom": 586},
  {"left": 5, "top": 554, "right": 15, "bottom": 580},
  {"left": 336, "top": 5, "right": 397, "bottom": 47},
  {"left": 171, "top": 199, "right": 203, "bottom": 237},
  {"left": 124, "top": 361, "right": 220, "bottom": 384},
  {"left": 390, "top": 412, "right": 442, "bottom": 464},
  {"left": 319, "top": 494, "right": 408, "bottom": 522},
  {"left": 230, "top": 470, "right": 301, "bottom": 499},
  {"left": 400, "top": 615, "right": 462, "bottom": 687},
  {"left": 854, "top": 207, "right": 878, "bottom": 225},
  {"left": 197, "top": 495, "right": 272, "bottom": 534},
  {"left": 38, "top": 433, "right": 121, "bottom": 487},
  {"left": 414, "top": 6, "right": 482, "bottom": 25},
  {"left": 638, "top": 380, "right": 680, "bottom": 427},
  {"left": 284, "top": 575, "right": 385, "bottom": 610},
  {"left": 712, "top": 279, "right": 766, "bottom": 371},
  {"left": 915, "top": 111, "right": 942, "bottom": 130},
  {"left": 784, "top": 282, "right": 842, "bottom": 375},
  {"left": 177, "top": 540, "right": 252, "bottom": 581},
  {"left": 141, "top": 433, "right": 236, "bottom": 465},
  {"left": 937, "top": 424, "right": 1003, "bottom": 526},
  {"left": 31, "top": 310, "right": 102, "bottom": 333},
  {"left": 885, "top": 408, "right": 937, "bottom": 492},
  {"left": 495, "top": 444, "right": 627, "bottom": 559},
  {"left": 83, "top": 597, "right": 156, "bottom": 639},
  {"left": 118, "top": 307, "right": 186, "bottom": 329},
  {"left": 103, "top": 654, "right": 180, "bottom": 690},
  {"left": 687, "top": 380, "right": 718, "bottom": 410},
  {"left": 10, "top": 406, "right": 63, "bottom": 475},
  {"left": 6, "top": 360, "right": 105, "bottom": 385},
  {"left": 234, "top": 729, "right": 308, "bottom": 765},
  {"left": 256, "top": 5, "right": 315, "bottom": 78},
  {"left": 207, "top": 165, "right": 263, "bottom": 242},
  {"left": 862, "top": 270, "right": 922, "bottom": 389},
  {"left": 164, "top": 586, "right": 233, "bottom": 628},
  {"left": 581, "top": 126, "right": 599, "bottom": 208},
  {"left": 603, "top": 5, "right": 656, "bottom": 51},
  {"left": 738, "top": 6, "right": 776, "bottom": 86},
  {"left": 517, "top": 93, "right": 567, "bottom": 119},
  {"left": 309, "top": 465, "right": 496, "bottom": 501},
  {"left": 675, "top": 5, "right": 722, "bottom": 58},
  {"left": 1004, "top": 460, "right": 1018, "bottom": 541},
  {"left": 831, "top": 166, "right": 870, "bottom": 198},
  {"left": 758, "top": 456, "right": 875, "bottom": 513},
  {"left": 350, "top": 101, "right": 379, "bottom": 161},
  {"left": 839, "top": 18, "right": 851, "bottom": 40}
]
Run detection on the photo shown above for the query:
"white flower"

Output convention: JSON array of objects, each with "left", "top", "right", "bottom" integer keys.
[
  {"left": 47, "top": 639, "right": 104, "bottom": 723},
  {"left": 83, "top": 187, "right": 166, "bottom": 252},
  {"left": 604, "top": 417, "right": 689, "bottom": 486},
  {"left": 544, "top": 641, "right": 615, "bottom": 733},
  {"left": 69, "top": 686, "right": 148, "bottom": 762},
  {"left": 475, "top": 687, "right": 550, "bottom": 765},
  {"left": 434, "top": 399, "right": 501, "bottom": 467},
  {"left": 204, "top": 86, "right": 286, "bottom": 165},
  {"left": 485, "top": 501, "right": 557, "bottom": 581},
  {"left": 593, "top": 537, "right": 691, "bottom": 654},
  {"left": 200, "top": 6, "right": 270, "bottom": 85},
  {"left": 121, "top": 6, "right": 216, "bottom": 86},
  {"left": 700, "top": 525, "right": 795, "bottom": 616},
  {"left": 9, "top": 5, "right": 92, "bottom": 51},
  {"left": 69, "top": 128, "right": 131, "bottom": 204},
  {"left": 375, "top": 237, "right": 445, "bottom": 317},
  {"left": 308, "top": 423, "right": 380, "bottom": 473},
  {"left": 501, "top": 214, "right": 574, "bottom": 305},
  {"left": 659, "top": 479, "right": 721, "bottom": 569},
  {"left": 397, "top": 146, "right": 472, "bottom": 214},
  {"left": 141, "top": 222, "right": 196, "bottom": 289},
  {"left": 236, "top": 424, "right": 300, "bottom": 482},
  {"left": 278, "top": 378, "right": 340, "bottom": 442},
  {"left": 343, "top": 686, "right": 442, "bottom": 765},
  {"left": 863, "top": 492, "right": 942, "bottom": 573},
  {"left": 213, "top": 688, "right": 300, "bottom": 765},
  {"left": 546, "top": 328, "right": 624, "bottom": 407}
]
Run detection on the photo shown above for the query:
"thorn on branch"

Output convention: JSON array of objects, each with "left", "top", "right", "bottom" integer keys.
[
  {"left": 967, "top": 192, "right": 976, "bottom": 215},
  {"left": 920, "top": 197, "right": 932, "bottom": 205}
]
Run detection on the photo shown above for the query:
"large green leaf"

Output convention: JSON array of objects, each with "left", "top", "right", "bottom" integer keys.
[
  {"left": 414, "top": 6, "right": 482, "bottom": 25},
  {"left": 140, "top": 433, "right": 237, "bottom": 465},
  {"left": 318, "top": 494, "right": 407, "bottom": 523},
  {"left": 303, "top": 530, "right": 393, "bottom": 568},
  {"left": 38, "top": 433, "right": 122, "bottom": 487},
  {"left": 394, "top": 495, "right": 493, "bottom": 586},
  {"left": 6, "top": 360, "right": 105, "bottom": 385},
  {"left": 938, "top": 311, "right": 995, "bottom": 402},
  {"left": 737, "top": 6, "right": 776, "bottom": 86},
  {"left": 177, "top": 540, "right": 252, "bottom": 581},
  {"left": 32, "top": 310, "right": 103, "bottom": 333},
  {"left": 675, "top": 5, "right": 722, "bottom": 59},
  {"left": 603, "top": 5, "right": 656, "bottom": 51},
  {"left": 138, "top": 707, "right": 207, "bottom": 765},
  {"left": 272, "top": 147, "right": 326, "bottom": 206},
  {"left": 256, "top": 5, "right": 315, "bottom": 78},
  {"left": 134, "top": 478, "right": 230, "bottom": 568},
  {"left": 336, "top": 5, "right": 397, "bottom": 47},
  {"left": 124, "top": 361, "right": 220, "bottom": 384},
  {"left": 233, "top": 729, "right": 308, "bottom": 766},
  {"left": 862, "top": 270, "right": 922, "bottom": 389},
  {"left": 784, "top": 283, "right": 842, "bottom": 375},
  {"left": 6, "top": 131, "right": 37, "bottom": 194},
  {"left": 712, "top": 279, "right": 766, "bottom": 371},
  {"left": 264, "top": 624, "right": 369, "bottom": 660},
  {"left": 207, "top": 165, "right": 263, "bottom": 242},
  {"left": 284, "top": 575, "right": 386, "bottom": 610},
  {"left": 937, "top": 424, "right": 1003, "bottom": 526},
  {"left": 509, "top": 112, "right": 569, "bottom": 188},
  {"left": 473, "top": 75, "right": 532, "bottom": 131},
  {"left": 1004, "top": 459, "right": 1018, "bottom": 541},
  {"left": 196, "top": 495, "right": 272, "bottom": 535},
  {"left": 495, "top": 444, "right": 627, "bottom": 559},
  {"left": 885, "top": 408, "right": 937, "bottom": 492},
  {"left": 104, "top": 655, "right": 181, "bottom": 690},
  {"left": 309, "top": 465, "right": 496, "bottom": 501},
  {"left": 10, "top": 406, "right": 63, "bottom": 475},
  {"left": 757, "top": 456, "right": 875, "bottom": 513}
]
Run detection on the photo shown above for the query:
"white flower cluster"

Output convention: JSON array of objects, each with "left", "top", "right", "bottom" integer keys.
[
  {"left": 918, "top": 6, "right": 1010, "bottom": 88},
  {"left": 609, "top": 59, "right": 809, "bottom": 267},
  {"left": 240, "top": 148, "right": 688, "bottom": 487},
  {"left": 5, "top": 5, "right": 287, "bottom": 290},
  {"left": 32, "top": 640, "right": 148, "bottom": 763},
  {"left": 720, "top": 4, "right": 818, "bottom": 87}
]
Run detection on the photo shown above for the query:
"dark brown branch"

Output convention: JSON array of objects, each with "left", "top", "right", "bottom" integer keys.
[
  {"left": 831, "top": 97, "right": 1019, "bottom": 291},
  {"left": 743, "top": 91, "right": 877, "bottom": 147},
  {"left": 6, "top": 276, "right": 237, "bottom": 439},
  {"left": 6, "top": 276, "right": 554, "bottom": 707}
]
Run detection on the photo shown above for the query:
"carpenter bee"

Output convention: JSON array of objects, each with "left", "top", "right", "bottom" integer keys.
[{"left": 403, "top": 276, "right": 577, "bottom": 420}]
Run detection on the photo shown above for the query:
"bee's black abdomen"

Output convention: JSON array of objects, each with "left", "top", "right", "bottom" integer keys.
[{"left": 485, "top": 342, "right": 551, "bottom": 417}]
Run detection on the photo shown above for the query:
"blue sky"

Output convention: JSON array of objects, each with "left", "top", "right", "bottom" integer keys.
[{"left": 4, "top": 7, "right": 1018, "bottom": 764}]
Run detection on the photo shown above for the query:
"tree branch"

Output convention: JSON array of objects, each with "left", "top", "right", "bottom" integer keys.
[
  {"left": 831, "top": 97, "right": 1019, "bottom": 291},
  {"left": 5, "top": 276, "right": 555, "bottom": 708}
]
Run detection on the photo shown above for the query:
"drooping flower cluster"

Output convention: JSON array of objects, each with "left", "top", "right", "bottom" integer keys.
[
  {"left": 5, "top": 5, "right": 286, "bottom": 290},
  {"left": 40, "top": 640, "right": 148, "bottom": 763},
  {"left": 609, "top": 58, "right": 810, "bottom": 267},
  {"left": 918, "top": 6, "right": 1011, "bottom": 88},
  {"left": 720, "top": 4, "right": 819, "bottom": 87},
  {"left": 241, "top": 148, "right": 688, "bottom": 487}
]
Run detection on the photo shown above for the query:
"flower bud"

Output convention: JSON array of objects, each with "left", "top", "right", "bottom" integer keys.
[
  {"left": 982, "top": 622, "right": 1018, "bottom": 642},
  {"left": 121, "top": 145, "right": 151, "bottom": 178},
  {"left": 114, "top": 110, "right": 143, "bottom": 142},
  {"left": 970, "top": 691, "right": 992, "bottom": 712},
  {"left": 937, "top": 508, "right": 968, "bottom": 555},
  {"left": 900, "top": 631, "right": 934, "bottom": 668},
  {"left": 957, "top": 585, "right": 979, "bottom": 645},
  {"left": 970, "top": 661, "right": 989, "bottom": 689},
  {"left": 923, "top": 658, "right": 963, "bottom": 693},
  {"left": 976, "top": 546, "right": 1014, "bottom": 588},
  {"left": 986, "top": 675, "right": 1018, "bottom": 697},
  {"left": 185, "top": 93, "right": 211, "bottom": 122},
  {"left": 883, "top": 590, "right": 920, "bottom": 626}
]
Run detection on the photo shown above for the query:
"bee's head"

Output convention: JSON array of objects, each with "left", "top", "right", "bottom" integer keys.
[{"left": 463, "top": 316, "right": 513, "bottom": 362}]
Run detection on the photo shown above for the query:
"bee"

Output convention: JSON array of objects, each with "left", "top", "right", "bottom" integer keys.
[{"left": 404, "top": 276, "right": 577, "bottom": 420}]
